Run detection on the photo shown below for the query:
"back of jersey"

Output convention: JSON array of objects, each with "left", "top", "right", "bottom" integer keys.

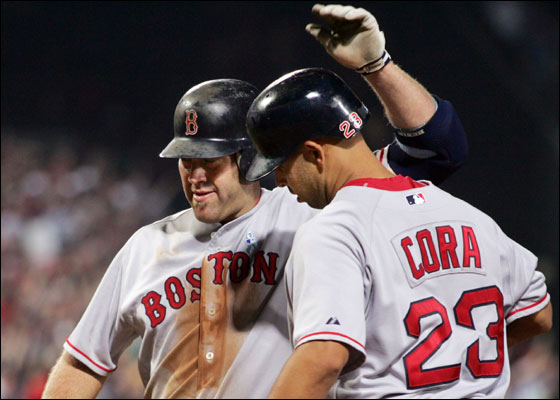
[{"left": 328, "top": 182, "right": 549, "bottom": 398}]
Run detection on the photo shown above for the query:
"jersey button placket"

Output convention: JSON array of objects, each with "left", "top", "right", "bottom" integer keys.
[{"left": 198, "top": 247, "right": 226, "bottom": 393}]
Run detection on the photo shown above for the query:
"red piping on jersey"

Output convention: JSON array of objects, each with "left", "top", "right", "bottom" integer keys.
[
  {"left": 255, "top": 189, "right": 262, "bottom": 207},
  {"left": 342, "top": 175, "right": 427, "bottom": 191},
  {"left": 65, "top": 338, "right": 117, "bottom": 373},
  {"left": 506, "top": 294, "right": 549, "bottom": 319},
  {"left": 378, "top": 147, "right": 385, "bottom": 164},
  {"left": 297, "top": 331, "right": 365, "bottom": 350}
]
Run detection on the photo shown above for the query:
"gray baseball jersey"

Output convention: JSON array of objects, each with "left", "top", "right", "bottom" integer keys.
[
  {"left": 286, "top": 175, "right": 549, "bottom": 398},
  {"left": 64, "top": 186, "right": 316, "bottom": 398},
  {"left": 62, "top": 145, "right": 400, "bottom": 398}
]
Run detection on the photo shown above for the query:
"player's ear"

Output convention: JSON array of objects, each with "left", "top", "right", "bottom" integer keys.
[{"left": 302, "top": 140, "right": 325, "bottom": 172}]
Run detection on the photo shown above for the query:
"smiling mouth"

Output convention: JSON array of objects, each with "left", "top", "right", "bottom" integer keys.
[{"left": 192, "top": 189, "right": 215, "bottom": 202}]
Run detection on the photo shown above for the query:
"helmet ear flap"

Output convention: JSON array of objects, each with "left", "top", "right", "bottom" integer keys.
[{"left": 236, "top": 147, "right": 258, "bottom": 179}]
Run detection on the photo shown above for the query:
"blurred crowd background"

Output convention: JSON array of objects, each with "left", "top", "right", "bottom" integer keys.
[{"left": 1, "top": 1, "right": 558, "bottom": 398}]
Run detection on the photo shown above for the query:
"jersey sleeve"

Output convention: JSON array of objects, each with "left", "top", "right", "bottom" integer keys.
[
  {"left": 497, "top": 227, "right": 550, "bottom": 325},
  {"left": 375, "top": 95, "right": 468, "bottom": 185},
  {"left": 287, "top": 218, "right": 367, "bottom": 375},
  {"left": 63, "top": 240, "right": 138, "bottom": 376}
]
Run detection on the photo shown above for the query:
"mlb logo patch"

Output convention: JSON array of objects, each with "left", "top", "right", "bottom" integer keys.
[{"left": 406, "top": 193, "right": 425, "bottom": 205}]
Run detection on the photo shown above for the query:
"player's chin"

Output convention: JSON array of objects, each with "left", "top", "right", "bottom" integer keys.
[
  {"left": 306, "top": 200, "right": 323, "bottom": 209},
  {"left": 300, "top": 195, "right": 324, "bottom": 209},
  {"left": 193, "top": 208, "right": 220, "bottom": 224},
  {"left": 291, "top": 190, "right": 313, "bottom": 207},
  {"left": 192, "top": 202, "right": 221, "bottom": 224}
]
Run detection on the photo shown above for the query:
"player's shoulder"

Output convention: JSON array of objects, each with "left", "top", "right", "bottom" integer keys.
[
  {"left": 128, "top": 208, "right": 217, "bottom": 243},
  {"left": 423, "top": 184, "right": 512, "bottom": 245},
  {"left": 322, "top": 185, "right": 384, "bottom": 223},
  {"left": 432, "top": 185, "right": 502, "bottom": 226},
  {"left": 136, "top": 208, "right": 188, "bottom": 233},
  {"left": 296, "top": 194, "right": 366, "bottom": 241},
  {"left": 259, "top": 186, "right": 318, "bottom": 219},
  {"left": 266, "top": 186, "right": 300, "bottom": 205}
]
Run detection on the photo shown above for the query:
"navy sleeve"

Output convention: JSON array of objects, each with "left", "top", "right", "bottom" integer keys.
[{"left": 387, "top": 95, "right": 468, "bottom": 185}]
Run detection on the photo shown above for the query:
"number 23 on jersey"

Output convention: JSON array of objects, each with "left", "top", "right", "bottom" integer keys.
[{"left": 403, "top": 286, "right": 504, "bottom": 389}]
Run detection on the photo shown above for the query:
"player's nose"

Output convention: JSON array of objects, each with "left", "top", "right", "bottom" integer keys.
[{"left": 187, "top": 161, "right": 207, "bottom": 184}]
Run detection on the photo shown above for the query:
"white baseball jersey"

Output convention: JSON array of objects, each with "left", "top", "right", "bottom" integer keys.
[
  {"left": 64, "top": 186, "right": 316, "bottom": 398},
  {"left": 286, "top": 175, "right": 550, "bottom": 398}
]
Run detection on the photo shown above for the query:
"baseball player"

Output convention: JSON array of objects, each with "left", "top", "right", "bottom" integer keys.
[
  {"left": 42, "top": 4, "right": 468, "bottom": 399},
  {"left": 245, "top": 67, "right": 553, "bottom": 398}
]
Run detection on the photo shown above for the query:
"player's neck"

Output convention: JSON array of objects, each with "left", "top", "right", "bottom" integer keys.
[
  {"left": 221, "top": 181, "right": 262, "bottom": 224},
  {"left": 239, "top": 181, "right": 262, "bottom": 214},
  {"left": 327, "top": 141, "right": 395, "bottom": 201}
]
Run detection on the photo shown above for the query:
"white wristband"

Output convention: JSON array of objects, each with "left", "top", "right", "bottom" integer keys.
[{"left": 355, "top": 50, "right": 392, "bottom": 75}]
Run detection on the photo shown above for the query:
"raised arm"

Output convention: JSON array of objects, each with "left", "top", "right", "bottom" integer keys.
[
  {"left": 42, "top": 350, "right": 107, "bottom": 399},
  {"left": 307, "top": 3, "right": 468, "bottom": 184}
]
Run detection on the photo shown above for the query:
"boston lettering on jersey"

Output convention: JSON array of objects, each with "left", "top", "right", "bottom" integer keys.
[
  {"left": 141, "top": 250, "right": 279, "bottom": 328},
  {"left": 392, "top": 223, "right": 483, "bottom": 288}
]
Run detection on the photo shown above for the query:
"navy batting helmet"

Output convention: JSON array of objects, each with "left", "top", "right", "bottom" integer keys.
[
  {"left": 160, "top": 79, "right": 259, "bottom": 176},
  {"left": 244, "top": 68, "right": 370, "bottom": 181}
]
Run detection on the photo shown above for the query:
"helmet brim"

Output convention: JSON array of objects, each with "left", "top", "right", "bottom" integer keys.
[
  {"left": 243, "top": 151, "right": 286, "bottom": 182},
  {"left": 159, "top": 137, "right": 250, "bottom": 159}
]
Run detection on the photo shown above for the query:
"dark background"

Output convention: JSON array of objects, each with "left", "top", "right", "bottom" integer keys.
[{"left": 2, "top": 1, "right": 558, "bottom": 398}]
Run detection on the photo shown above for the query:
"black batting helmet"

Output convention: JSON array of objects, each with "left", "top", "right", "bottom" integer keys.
[
  {"left": 160, "top": 79, "right": 259, "bottom": 175},
  {"left": 244, "top": 68, "right": 370, "bottom": 182}
]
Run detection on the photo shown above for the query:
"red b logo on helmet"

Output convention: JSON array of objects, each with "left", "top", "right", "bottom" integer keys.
[{"left": 185, "top": 110, "right": 198, "bottom": 135}]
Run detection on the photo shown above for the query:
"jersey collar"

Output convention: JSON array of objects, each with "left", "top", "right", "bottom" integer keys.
[{"left": 342, "top": 175, "right": 427, "bottom": 191}]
